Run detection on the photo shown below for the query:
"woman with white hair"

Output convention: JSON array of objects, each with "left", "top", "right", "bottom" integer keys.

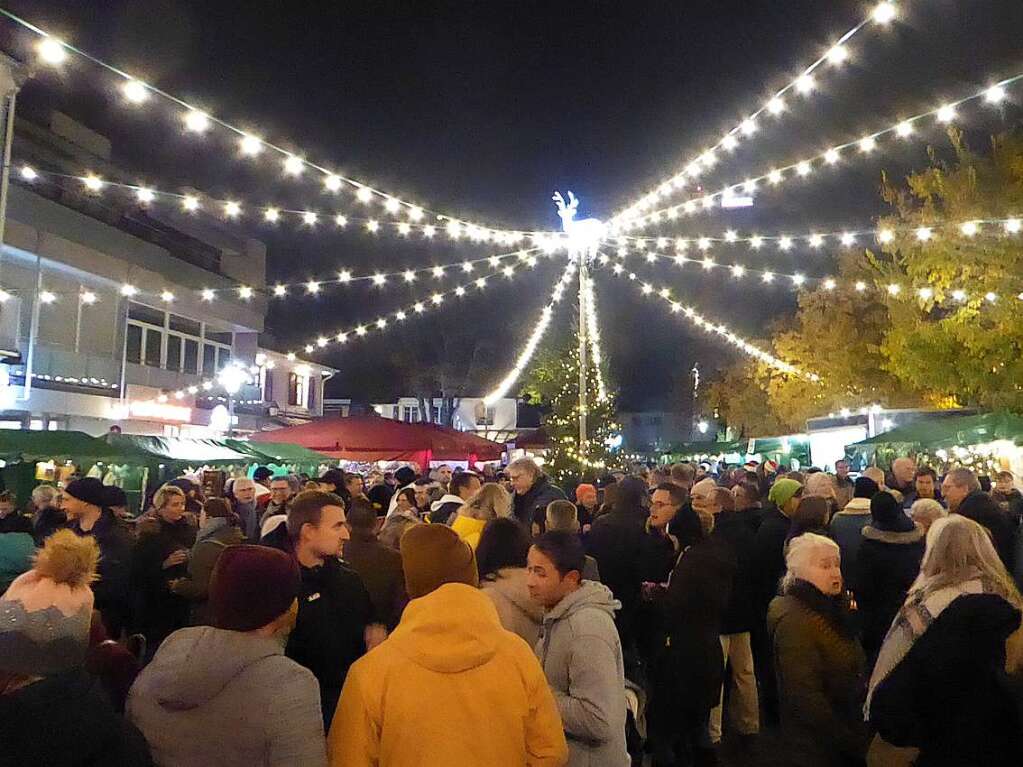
[
  {"left": 767, "top": 533, "right": 867, "bottom": 766},
  {"left": 866, "top": 515, "right": 1023, "bottom": 765},
  {"left": 908, "top": 498, "right": 946, "bottom": 534}
]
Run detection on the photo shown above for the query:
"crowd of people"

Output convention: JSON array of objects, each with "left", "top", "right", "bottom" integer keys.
[{"left": 1, "top": 453, "right": 1022, "bottom": 766}]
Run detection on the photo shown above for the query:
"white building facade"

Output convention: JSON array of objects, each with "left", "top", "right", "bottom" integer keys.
[
  {"left": 370, "top": 396, "right": 520, "bottom": 442},
  {"left": 0, "top": 106, "right": 332, "bottom": 437}
]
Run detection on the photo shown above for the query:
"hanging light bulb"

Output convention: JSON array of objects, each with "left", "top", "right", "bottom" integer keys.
[
  {"left": 181, "top": 195, "right": 200, "bottom": 212},
  {"left": 184, "top": 109, "right": 210, "bottom": 133},
  {"left": 872, "top": 2, "right": 897, "bottom": 24},
  {"left": 283, "top": 155, "right": 305, "bottom": 176},
  {"left": 36, "top": 37, "right": 68, "bottom": 65},
  {"left": 121, "top": 79, "right": 149, "bottom": 104}
]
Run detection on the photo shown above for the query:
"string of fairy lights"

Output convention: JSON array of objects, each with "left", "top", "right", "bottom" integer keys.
[
  {"left": 612, "top": 1, "right": 901, "bottom": 226},
  {"left": 0, "top": 245, "right": 550, "bottom": 307},
  {"left": 8, "top": 10, "right": 559, "bottom": 243},
  {"left": 610, "top": 217, "right": 1023, "bottom": 257},
  {"left": 604, "top": 264, "right": 821, "bottom": 381},
  {"left": 483, "top": 261, "right": 578, "bottom": 406},
  {"left": 612, "top": 251, "right": 1022, "bottom": 306},
  {"left": 13, "top": 164, "right": 569, "bottom": 248},
  {"left": 299, "top": 259, "right": 560, "bottom": 356},
  {"left": 613, "top": 70, "right": 1023, "bottom": 232}
]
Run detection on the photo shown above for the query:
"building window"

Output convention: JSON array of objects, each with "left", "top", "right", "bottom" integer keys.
[
  {"left": 126, "top": 324, "right": 143, "bottom": 364},
  {"left": 475, "top": 406, "right": 496, "bottom": 426},
  {"left": 126, "top": 302, "right": 229, "bottom": 376},
  {"left": 288, "top": 373, "right": 308, "bottom": 407},
  {"left": 165, "top": 335, "right": 182, "bottom": 372},
  {"left": 432, "top": 405, "right": 441, "bottom": 423},
  {"left": 402, "top": 406, "right": 417, "bottom": 423},
  {"left": 307, "top": 377, "right": 316, "bottom": 411},
  {"left": 143, "top": 328, "right": 162, "bottom": 367},
  {"left": 202, "top": 344, "right": 217, "bottom": 377},
  {"left": 183, "top": 339, "right": 199, "bottom": 374}
]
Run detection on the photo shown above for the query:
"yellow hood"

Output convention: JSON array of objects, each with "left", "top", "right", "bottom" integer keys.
[{"left": 388, "top": 583, "right": 501, "bottom": 673}]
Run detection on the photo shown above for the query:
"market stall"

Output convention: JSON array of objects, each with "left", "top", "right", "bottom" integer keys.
[{"left": 845, "top": 411, "right": 1023, "bottom": 475}]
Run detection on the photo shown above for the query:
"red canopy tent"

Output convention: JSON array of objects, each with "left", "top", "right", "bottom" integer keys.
[{"left": 249, "top": 414, "right": 504, "bottom": 465}]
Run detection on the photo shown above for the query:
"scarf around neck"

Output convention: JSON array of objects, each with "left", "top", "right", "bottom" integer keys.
[
  {"left": 865, "top": 573, "right": 992, "bottom": 718},
  {"left": 786, "top": 578, "right": 859, "bottom": 639}
]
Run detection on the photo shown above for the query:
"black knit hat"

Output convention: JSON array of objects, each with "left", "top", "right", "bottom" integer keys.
[
  {"left": 63, "top": 477, "right": 108, "bottom": 508},
  {"left": 870, "top": 490, "right": 914, "bottom": 532},
  {"left": 854, "top": 476, "right": 880, "bottom": 499}
]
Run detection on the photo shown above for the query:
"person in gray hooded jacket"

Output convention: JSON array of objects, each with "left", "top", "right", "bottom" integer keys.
[
  {"left": 127, "top": 545, "right": 326, "bottom": 767},
  {"left": 528, "top": 530, "right": 629, "bottom": 767}
]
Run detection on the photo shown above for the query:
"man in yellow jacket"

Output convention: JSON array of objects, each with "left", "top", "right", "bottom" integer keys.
[{"left": 328, "top": 523, "right": 568, "bottom": 767}]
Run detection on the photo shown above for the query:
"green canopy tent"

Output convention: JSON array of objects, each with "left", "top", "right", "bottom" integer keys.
[
  {"left": 0, "top": 430, "right": 134, "bottom": 463},
  {"left": 746, "top": 435, "right": 812, "bottom": 468},
  {"left": 102, "top": 434, "right": 253, "bottom": 465},
  {"left": 845, "top": 411, "right": 1023, "bottom": 469},
  {"left": 224, "top": 439, "right": 335, "bottom": 473},
  {"left": 0, "top": 431, "right": 143, "bottom": 513},
  {"left": 660, "top": 440, "right": 747, "bottom": 463}
]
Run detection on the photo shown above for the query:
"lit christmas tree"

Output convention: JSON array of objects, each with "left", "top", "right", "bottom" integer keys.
[{"left": 523, "top": 335, "right": 621, "bottom": 486}]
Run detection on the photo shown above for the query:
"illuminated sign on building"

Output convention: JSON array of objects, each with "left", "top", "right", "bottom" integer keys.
[{"left": 108, "top": 400, "right": 192, "bottom": 423}]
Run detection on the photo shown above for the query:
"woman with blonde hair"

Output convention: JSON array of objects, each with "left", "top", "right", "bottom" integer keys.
[
  {"left": 451, "top": 483, "right": 512, "bottom": 550},
  {"left": 866, "top": 515, "right": 1023, "bottom": 765}
]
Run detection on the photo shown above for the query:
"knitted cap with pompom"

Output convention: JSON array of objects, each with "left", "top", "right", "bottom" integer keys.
[{"left": 0, "top": 530, "right": 98, "bottom": 676}]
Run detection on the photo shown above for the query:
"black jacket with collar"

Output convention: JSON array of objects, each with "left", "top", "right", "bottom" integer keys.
[
  {"left": 285, "top": 555, "right": 373, "bottom": 728},
  {"left": 852, "top": 524, "right": 925, "bottom": 659},
  {"left": 512, "top": 474, "right": 566, "bottom": 529}
]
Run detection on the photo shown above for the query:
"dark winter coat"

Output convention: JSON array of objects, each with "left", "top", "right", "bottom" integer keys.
[
  {"left": 32, "top": 505, "right": 67, "bottom": 543},
  {"left": 512, "top": 474, "right": 566, "bottom": 530},
  {"left": 869, "top": 592, "right": 1022, "bottom": 766},
  {"left": 852, "top": 524, "right": 926, "bottom": 659},
  {"left": 656, "top": 535, "right": 737, "bottom": 715},
  {"left": 342, "top": 531, "right": 408, "bottom": 630},
  {"left": 752, "top": 506, "right": 791, "bottom": 616},
  {"left": 172, "top": 521, "right": 246, "bottom": 626},
  {"left": 829, "top": 497, "right": 872, "bottom": 584},
  {"left": 0, "top": 511, "right": 32, "bottom": 535},
  {"left": 991, "top": 488, "right": 1023, "bottom": 528},
  {"left": 0, "top": 668, "right": 152, "bottom": 767},
  {"left": 957, "top": 490, "right": 1017, "bottom": 572},
  {"left": 586, "top": 504, "right": 649, "bottom": 649},
  {"left": 131, "top": 515, "right": 197, "bottom": 653},
  {"left": 713, "top": 508, "right": 759, "bottom": 634},
  {"left": 767, "top": 581, "right": 867, "bottom": 767},
  {"left": 70, "top": 510, "right": 134, "bottom": 638},
  {"left": 286, "top": 556, "right": 373, "bottom": 729}
]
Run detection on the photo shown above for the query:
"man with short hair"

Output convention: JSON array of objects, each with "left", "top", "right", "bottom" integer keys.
[
  {"left": 329, "top": 524, "right": 568, "bottom": 767},
  {"left": 508, "top": 457, "right": 566, "bottom": 532},
  {"left": 285, "top": 490, "right": 375, "bottom": 729},
  {"left": 432, "top": 464, "right": 453, "bottom": 491},
  {"left": 0, "top": 491, "right": 31, "bottom": 534},
  {"left": 914, "top": 467, "right": 941, "bottom": 504},
  {"left": 232, "top": 477, "right": 260, "bottom": 543},
  {"left": 545, "top": 500, "right": 601, "bottom": 582},
  {"left": 943, "top": 467, "right": 1016, "bottom": 569},
  {"left": 834, "top": 460, "right": 854, "bottom": 510},
  {"left": 888, "top": 457, "right": 917, "bottom": 500},
  {"left": 264, "top": 475, "right": 298, "bottom": 516},
  {"left": 128, "top": 545, "right": 327, "bottom": 766},
  {"left": 344, "top": 473, "right": 366, "bottom": 503},
  {"left": 669, "top": 463, "right": 696, "bottom": 494},
  {"left": 528, "top": 530, "right": 628, "bottom": 767},
  {"left": 429, "top": 471, "right": 482, "bottom": 525},
  {"left": 992, "top": 470, "right": 1023, "bottom": 526}
]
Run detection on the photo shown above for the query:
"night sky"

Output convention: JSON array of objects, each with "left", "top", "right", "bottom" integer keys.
[{"left": 3, "top": 0, "right": 1023, "bottom": 408}]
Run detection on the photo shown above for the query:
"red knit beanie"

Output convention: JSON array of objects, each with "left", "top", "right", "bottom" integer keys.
[{"left": 209, "top": 545, "right": 300, "bottom": 632}]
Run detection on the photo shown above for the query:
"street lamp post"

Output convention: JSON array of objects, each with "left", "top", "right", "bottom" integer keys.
[{"left": 216, "top": 364, "right": 246, "bottom": 437}]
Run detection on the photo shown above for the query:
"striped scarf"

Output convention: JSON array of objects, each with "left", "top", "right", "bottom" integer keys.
[{"left": 864, "top": 575, "right": 991, "bottom": 718}]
